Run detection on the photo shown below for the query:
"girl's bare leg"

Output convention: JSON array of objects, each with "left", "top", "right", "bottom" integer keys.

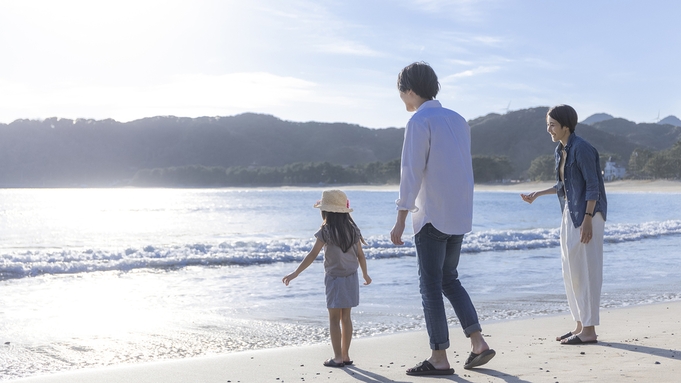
[
  {"left": 327, "top": 308, "right": 343, "bottom": 363},
  {"left": 340, "top": 308, "right": 353, "bottom": 363}
]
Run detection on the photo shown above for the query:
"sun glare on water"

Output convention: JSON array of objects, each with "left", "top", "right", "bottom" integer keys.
[{"left": 5, "top": 188, "right": 195, "bottom": 251}]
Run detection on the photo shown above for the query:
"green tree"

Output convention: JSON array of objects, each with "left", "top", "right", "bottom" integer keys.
[
  {"left": 641, "top": 140, "right": 681, "bottom": 179},
  {"left": 472, "top": 156, "right": 513, "bottom": 183},
  {"left": 666, "top": 141, "right": 681, "bottom": 179},
  {"left": 628, "top": 149, "right": 653, "bottom": 178},
  {"left": 527, "top": 155, "right": 555, "bottom": 181},
  {"left": 643, "top": 154, "right": 669, "bottom": 178},
  {"left": 353, "top": 159, "right": 400, "bottom": 184},
  {"left": 129, "top": 159, "right": 396, "bottom": 187}
]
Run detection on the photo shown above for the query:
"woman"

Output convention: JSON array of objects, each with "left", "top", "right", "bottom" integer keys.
[{"left": 521, "top": 104, "right": 607, "bottom": 345}]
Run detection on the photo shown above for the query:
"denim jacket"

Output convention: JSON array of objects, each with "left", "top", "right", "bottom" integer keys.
[{"left": 553, "top": 134, "right": 608, "bottom": 228}]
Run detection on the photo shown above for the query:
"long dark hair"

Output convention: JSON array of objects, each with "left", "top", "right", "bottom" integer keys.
[{"left": 321, "top": 211, "right": 364, "bottom": 253}]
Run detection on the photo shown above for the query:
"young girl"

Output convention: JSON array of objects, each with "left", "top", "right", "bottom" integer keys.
[{"left": 282, "top": 189, "right": 371, "bottom": 368}]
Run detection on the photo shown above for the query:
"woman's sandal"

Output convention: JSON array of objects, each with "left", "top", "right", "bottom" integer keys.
[
  {"left": 561, "top": 335, "right": 598, "bottom": 345},
  {"left": 556, "top": 332, "right": 573, "bottom": 341}
]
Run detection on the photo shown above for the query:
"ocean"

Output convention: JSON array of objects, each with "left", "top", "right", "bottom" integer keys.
[{"left": 1, "top": 187, "right": 680, "bottom": 380}]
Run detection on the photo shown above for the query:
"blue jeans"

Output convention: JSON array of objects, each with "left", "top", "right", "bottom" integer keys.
[{"left": 415, "top": 223, "right": 482, "bottom": 350}]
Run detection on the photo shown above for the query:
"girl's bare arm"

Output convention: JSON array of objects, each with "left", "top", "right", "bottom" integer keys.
[
  {"left": 356, "top": 242, "right": 371, "bottom": 285},
  {"left": 282, "top": 239, "right": 324, "bottom": 286}
]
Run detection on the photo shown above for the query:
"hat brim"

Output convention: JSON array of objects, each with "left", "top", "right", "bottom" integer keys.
[{"left": 313, "top": 202, "right": 353, "bottom": 213}]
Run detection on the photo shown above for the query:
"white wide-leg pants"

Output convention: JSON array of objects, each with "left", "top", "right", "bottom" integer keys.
[{"left": 560, "top": 207, "right": 604, "bottom": 327}]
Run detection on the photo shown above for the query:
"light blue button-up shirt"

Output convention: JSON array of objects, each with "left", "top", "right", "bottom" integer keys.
[
  {"left": 553, "top": 133, "right": 608, "bottom": 228},
  {"left": 396, "top": 100, "right": 474, "bottom": 235}
]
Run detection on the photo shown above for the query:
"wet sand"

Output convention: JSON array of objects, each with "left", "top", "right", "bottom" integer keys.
[{"left": 13, "top": 301, "right": 681, "bottom": 383}]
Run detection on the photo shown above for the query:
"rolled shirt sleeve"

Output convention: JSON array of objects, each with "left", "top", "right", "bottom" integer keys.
[{"left": 575, "top": 145, "right": 602, "bottom": 202}]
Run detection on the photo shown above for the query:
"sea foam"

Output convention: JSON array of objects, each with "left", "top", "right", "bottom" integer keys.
[{"left": 2, "top": 220, "right": 679, "bottom": 280}]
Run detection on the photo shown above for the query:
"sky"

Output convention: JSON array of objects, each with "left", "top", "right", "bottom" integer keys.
[{"left": 1, "top": 0, "right": 679, "bottom": 128}]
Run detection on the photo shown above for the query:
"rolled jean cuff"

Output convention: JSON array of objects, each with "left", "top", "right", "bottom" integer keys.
[
  {"left": 431, "top": 339, "right": 450, "bottom": 350},
  {"left": 463, "top": 323, "right": 482, "bottom": 338}
]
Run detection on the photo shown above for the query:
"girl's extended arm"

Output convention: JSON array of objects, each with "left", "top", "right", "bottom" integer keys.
[
  {"left": 356, "top": 242, "right": 371, "bottom": 285},
  {"left": 520, "top": 187, "right": 557, "bottom": 204},
  {"left": 282, "top": 239, "right": 325, "bottom": 286}
]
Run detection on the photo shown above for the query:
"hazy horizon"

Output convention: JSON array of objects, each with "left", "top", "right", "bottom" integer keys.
[
  {"left": 1, "top": 0, "right": 679, "bottom": 128},
  {"left": 2, "top": 107, "right": 678, "bottom": 129}
]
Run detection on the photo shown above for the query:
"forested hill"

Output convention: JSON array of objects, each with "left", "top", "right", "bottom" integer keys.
[
  {"left": 0, "top": 114, "right": 404, "bottom": 187},
  {"left": 1, "top": 109, "right": 679, "bottom": 187}
]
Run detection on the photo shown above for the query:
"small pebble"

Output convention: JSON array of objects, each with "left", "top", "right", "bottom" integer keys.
[{"left": 655, "top": 361, "right": 661, "bottom": 365}]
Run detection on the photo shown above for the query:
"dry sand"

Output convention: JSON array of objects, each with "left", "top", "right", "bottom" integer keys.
[
  {"left": 474, "top": 179, "right": 681, "bottom": 193},
  {"left": 12, "top": 301, "right": 681, "bottom": 383}
]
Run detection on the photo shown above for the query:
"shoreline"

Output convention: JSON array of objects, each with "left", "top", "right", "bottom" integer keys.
[
  {"left": 474, "top": 179, "right": 681, "bottom": 193},
  {"left": 308, "top": 179, "right": 681, "bottom": 193},
  {"left": 1, "top": 179, "right": 679, "bottom": 193},
  {"left": 12, "top": 300, "right": 681, "bottom": 383}
]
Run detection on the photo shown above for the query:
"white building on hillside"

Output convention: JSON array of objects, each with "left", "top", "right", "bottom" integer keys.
[{"left": 603, "top": 157, "right": 626, "bottom": 181}]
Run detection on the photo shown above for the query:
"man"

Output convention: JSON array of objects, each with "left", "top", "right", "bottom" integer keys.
[{"left": 390, "top": 61, "right": 495, "bottom": 376}]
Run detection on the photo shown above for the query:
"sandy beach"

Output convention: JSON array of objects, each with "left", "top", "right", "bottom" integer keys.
[
  {"left": 474, "top": 179, "right": 681, "bottom": 193},
  {"left": 326, "top": 179, "right": 681, "bottom": 194},
  {"left": 11, "top": 301, "right": 680, "bottom": 383}
]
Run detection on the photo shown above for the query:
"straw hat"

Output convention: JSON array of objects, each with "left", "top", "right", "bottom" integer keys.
[{"left": 313, "top": 189, "right": 353, "bottom": 213}]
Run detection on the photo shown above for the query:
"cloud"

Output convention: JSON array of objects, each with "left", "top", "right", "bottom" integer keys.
[
  {"left": 404, "top": 0, "right": 491, "bottom": 23},
  {"left": 248, "top": 1, "right": 389, "bottom": 58},
  {"left": 315, "top": 40, "right": 383, "bottom": 56},
  {"left": 442, "top": 66, "right": 501, "bottom": 81}
]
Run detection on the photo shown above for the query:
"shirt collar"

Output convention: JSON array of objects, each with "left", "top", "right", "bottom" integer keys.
[
  {"left": 560, "top": 133, "right": 577, "bottom": 151},
  {"left": 416, "top": 99, "right": 441, "bottom": 112}
]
